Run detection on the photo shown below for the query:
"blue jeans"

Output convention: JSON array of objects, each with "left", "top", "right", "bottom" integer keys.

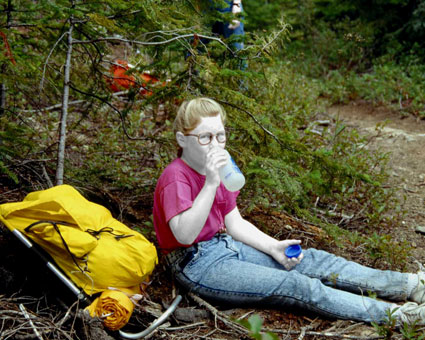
[
  {"left": 170, "top": 234, "right": 409, "bottom": 323},
  {"left": 210, "top": 0, "right": 247, "bottom": 70}
]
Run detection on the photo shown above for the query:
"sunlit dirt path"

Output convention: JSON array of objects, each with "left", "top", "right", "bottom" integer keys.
[{"left": 329, "top": 102, "right": 425, "bottom": 268}]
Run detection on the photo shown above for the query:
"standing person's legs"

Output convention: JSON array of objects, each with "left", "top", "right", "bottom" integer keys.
[
  {"left": 219, "top": 15, "right": 247, "bottom": 71},
  {"left": 211, "top": 1, "right": 247, "bottom": 71},
  {"left": 171, "top": 235, "right": 398, "bottom": 323}
]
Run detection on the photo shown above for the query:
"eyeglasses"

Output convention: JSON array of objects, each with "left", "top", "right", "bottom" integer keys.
[{"left": 184, "top": 131, "right": 226, "bottom": 145}]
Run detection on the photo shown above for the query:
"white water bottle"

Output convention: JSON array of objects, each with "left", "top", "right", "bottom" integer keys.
[{"left": 219, "top": 150, "right": 245, "bottom": 192}]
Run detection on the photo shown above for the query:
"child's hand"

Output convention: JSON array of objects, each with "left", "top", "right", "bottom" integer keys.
[
  {"left": 271, "top": 239, "right": 304, "bottom": 270},
  {"left": 204, "top": 146, "right": 227, "bottom": 187}
]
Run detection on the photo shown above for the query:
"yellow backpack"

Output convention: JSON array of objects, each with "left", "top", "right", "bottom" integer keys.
[{"left": 0, "top": 185, "right": 158, "bottom": 296}]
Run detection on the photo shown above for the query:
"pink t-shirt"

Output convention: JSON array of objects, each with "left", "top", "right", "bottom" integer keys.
[{"left": 153, "top": 158, "right": 239, "bottom": 254}]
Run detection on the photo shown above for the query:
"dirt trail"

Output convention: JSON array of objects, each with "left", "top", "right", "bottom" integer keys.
[{"left": 329, "top": 102, "right": 425, "bottom": 267}]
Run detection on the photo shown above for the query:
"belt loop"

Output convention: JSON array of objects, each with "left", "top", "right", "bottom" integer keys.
[
  {"left": 165, "top": 244, "right": 199, "bottom": 269},
  {"left": 165, "top": 247, "right": 190, "bottom": 267}
]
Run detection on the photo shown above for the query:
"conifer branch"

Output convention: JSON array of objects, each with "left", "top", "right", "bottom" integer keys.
[
  {"left": 68, "top": 84, "right": 169, "bottom": 143},
  {"left": 73, "top": 33, "right": 235, "bottom": 55},
  {"left": 217, "top": 99, "right": 296, "bottom": 152},
  {"left": 253, "top": 22, "right": 291, "bottom": 58},
  {"left": 21, "top": 91, "right": 130, "bottom": 113}
]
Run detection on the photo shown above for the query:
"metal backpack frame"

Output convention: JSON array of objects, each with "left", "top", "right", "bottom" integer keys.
[{"left": 11, "top": 228, "right": 181, "bottom": 339}]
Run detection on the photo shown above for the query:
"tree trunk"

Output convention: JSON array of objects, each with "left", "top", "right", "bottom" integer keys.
[
  {"left": 0, "top": 0, "right": 12, "bottom": 116},
  {"left": 55, "top": 22, "right": 73, "bottom": 186}
]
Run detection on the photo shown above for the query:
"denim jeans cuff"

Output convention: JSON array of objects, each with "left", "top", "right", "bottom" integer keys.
[{"left": 407, "top": 273, "right": 419, "bottom": 298}]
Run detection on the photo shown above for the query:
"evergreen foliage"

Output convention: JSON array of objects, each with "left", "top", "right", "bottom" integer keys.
[
  {"left": 0, "top": 0, "right": 413, "bottom": 235},
  {"left": 242, "top": 0, "right": 425, "bottom": 60}
]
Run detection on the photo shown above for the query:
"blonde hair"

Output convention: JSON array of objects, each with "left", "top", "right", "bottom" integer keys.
[{"left": 173, "top": 97, "right": 226, "bottom": 135}]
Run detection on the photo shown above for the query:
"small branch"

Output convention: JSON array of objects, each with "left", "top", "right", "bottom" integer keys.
[
  {"left": 56, "top": 299, "right": 79, "bottom": 328},
  {"left": 21, "top": 90, "right": 130, "bottom": 113},
  {"left": 4, "top": 22, "right": 37, "bottom": 27},
  {"left": 188, "top": 292, "right": 248, "bottom": 336},
  {"left": 72, "top": 33, "right": 235, "bottom": 56},
  {"left": 19, "top": 304, "right": 43, "bottom": 340},
  {"left": 216, "top": 99, "right": 296, "bottom": 152},
  {"left": 22, "top": 99, "right": 85, "bottom": 113},
  {"left": 313, "top": 208, "right": 354, "bottom": 224},
  {"left": 68, "top": 84, "right": 146, "bottom": 141},
  {"left": 41, "top": 164, "right": 53, "bottom": 188},
  {"left": 253, "top": 23, "right": 290, "bottom": 59},
  {"left": 187, "top": 293, "right": 381, "bottom": 339},
  {"left": 162, "top": 321, "right": 207, "bottom": 331},
  {"left": 13, "top": 158, "right": 53, "bottom": 165},
  {"left": 40, "top": 31, "right": 68, "bottom": 92}
]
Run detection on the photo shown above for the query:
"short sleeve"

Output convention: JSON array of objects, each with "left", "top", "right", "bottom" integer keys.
[
  {"left": 161, "top": 180, "right": 194, "bottom": 223},
  {"left": 222, "top": 189, "right": 239, "bottom": 216}
]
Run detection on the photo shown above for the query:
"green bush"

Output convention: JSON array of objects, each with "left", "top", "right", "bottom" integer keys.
[
  {"left": 0, "top": 118, "right": 35, "bottom": 184},
  {"left": 0, "top": 0, "right": 409, "bottom": 248},
  {"left": 309, "top": 59, "right": 425, "bottom": 117}
]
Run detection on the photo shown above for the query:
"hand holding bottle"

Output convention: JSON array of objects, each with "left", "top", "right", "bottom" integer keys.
[{"left": 205, "top": 147, "right": 228, "bottom": 188}]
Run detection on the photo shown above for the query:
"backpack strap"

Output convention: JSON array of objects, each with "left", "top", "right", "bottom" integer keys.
[
  {"left": 86, "top": 226, "right": 133, "bottom": 241},
  {"left": 25, "top": 220, "right": 87, "bottom": 274}
]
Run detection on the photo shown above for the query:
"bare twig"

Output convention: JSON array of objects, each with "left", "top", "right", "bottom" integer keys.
[
  {"left": 0, "top": 296, "right": 80, "bottom": 340},
  {"left": 21, "top": 90, "right": 130, "bottom": 113},
  {"left": 72, "top": 33, "right": 235, "bottom": 55},
  {"left": 187, "top": 293, "right": 382, "bottom": 339},
  {"left": 162, "top": 321, "right": 207, "bottom": 331},
  {"left": 313, "top": 208, "right": 354, "bottom": 224},
  {"left": 41, "top": 164, "right": 53, "bottom": 188},
  {"left": 56, "top": 300, "right": 79, "bottom": 328},
  {"left": 188, "top": 292, "right": 248, "bottom": 336},
  {"left": 68, "top": 84, "right": 171, "bottom": 143},
  {"left": 40, "top": 32, "right": 67, "bottom": 92},
  {"left": 19, "top": 304, "right": 43, "bottom": 340},
  {"left": 216, "top": 99, "right": 296, "bottom": 152}
]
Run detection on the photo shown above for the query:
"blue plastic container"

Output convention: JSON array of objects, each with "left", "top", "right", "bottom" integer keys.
[{"left": 285, "top": 244, "right": 302, "bottom": 258}]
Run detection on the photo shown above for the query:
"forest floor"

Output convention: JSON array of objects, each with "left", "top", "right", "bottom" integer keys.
[
  {"left": 0, "top": 101, "right": 424, "bottom": 339},
  {"left": 329, "top": 101, "right": 425, "bottom": 268}
]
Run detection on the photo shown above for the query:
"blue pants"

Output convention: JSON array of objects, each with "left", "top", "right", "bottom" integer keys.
[
  {"left": 170, "top": 234, "right": 409, "bottom": 323},
  {"left": 187, "top": 1, "right": 246, "bottom": 70}
]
